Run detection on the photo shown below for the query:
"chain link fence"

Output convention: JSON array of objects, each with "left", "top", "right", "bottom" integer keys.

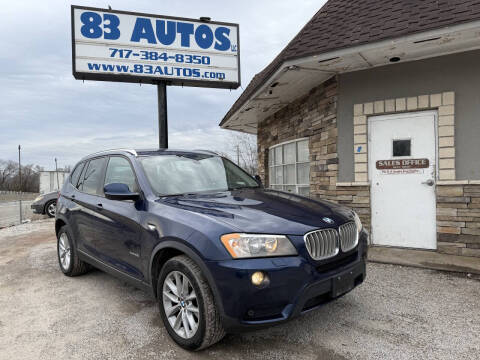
[{"left": 0, "top": 192, "right": 43, "bottom": 228}]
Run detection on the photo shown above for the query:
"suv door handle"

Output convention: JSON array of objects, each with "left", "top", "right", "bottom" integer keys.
[
  {"left": 422, "top": 179, "right": 435, "bottom": 186},
  {"left": 96, "top": 203, "right": 103, "bottom": 209}
]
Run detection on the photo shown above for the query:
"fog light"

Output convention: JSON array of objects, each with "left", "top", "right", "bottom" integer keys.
[{"left": 251, "top": 271, "right": 265, "bottom": 286}]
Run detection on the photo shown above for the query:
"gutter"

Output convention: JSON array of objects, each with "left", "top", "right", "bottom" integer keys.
[{"left": 220, "top": 19, "right": 480, "bottom": 128}]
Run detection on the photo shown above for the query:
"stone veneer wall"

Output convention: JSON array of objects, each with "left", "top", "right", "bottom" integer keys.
[
  {"left": 353, "top": 92, "right": 456, "bottom": 182},
  {"left": 257, "top": 76, "right": 337, "bottom": 195},
  {"left": 437, "top": 183, "right": 480, "bottom": 257},
  {"left": 351, "top": 91, "right": 480, "bottom": 257},
  {"left": 333, "top": 184, "right": 371, "bottom": 232},
  {"left": 257, "top": 77, "right": 479, "bottom": 257},
  {"left": 257, "top": 76, "right": 371, "bottom": 231}
]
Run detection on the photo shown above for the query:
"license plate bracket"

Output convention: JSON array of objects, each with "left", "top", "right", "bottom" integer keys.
[{"left": 332, "top": 271, "right": 355, "bottom": 298}]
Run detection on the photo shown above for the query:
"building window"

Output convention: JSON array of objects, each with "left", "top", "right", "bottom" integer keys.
[
  {"left": 268, "top": 139, "right": 310, "bottom": 195},
  {"left": 392, "top": 139, "right": 411, "bottom": 157}
]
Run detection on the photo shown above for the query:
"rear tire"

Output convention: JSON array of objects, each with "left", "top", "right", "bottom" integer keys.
[
  {"left": 57, "top": 226, "right": 89, "bottom": 277},
  {"left": 157, "top": 255, "right": 225, "bottom": 351}
]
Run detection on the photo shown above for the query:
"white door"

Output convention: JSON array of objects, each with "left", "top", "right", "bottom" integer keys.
[{"left": 368, "top": 111, "right": 437, "bottom": 249}]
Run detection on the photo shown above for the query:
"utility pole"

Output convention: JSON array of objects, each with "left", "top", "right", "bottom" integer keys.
[
  {"left": 55, "top": 158, "right": 60, "bottom": 190},
  {"left": 18, "top": 145, "right": 22, "bottom": 223},
  {"left": 18, "top": 145, "right": 21, "bottom": 192}
]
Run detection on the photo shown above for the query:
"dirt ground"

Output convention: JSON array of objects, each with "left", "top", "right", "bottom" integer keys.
[{"left": 0, "top": 219, "right": 479, "bottom": 360}]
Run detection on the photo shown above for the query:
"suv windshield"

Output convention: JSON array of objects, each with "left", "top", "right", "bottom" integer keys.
[{"left": 140, "top": 154, "right": 259, "bottom": 196}]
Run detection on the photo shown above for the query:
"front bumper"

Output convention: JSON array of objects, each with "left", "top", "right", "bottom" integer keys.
[
  {"left": 207, "top": 230, "right": 368, "bottom": 332},
  {"left": 31, "top": 203, "right": 44, "bottom": 214}
]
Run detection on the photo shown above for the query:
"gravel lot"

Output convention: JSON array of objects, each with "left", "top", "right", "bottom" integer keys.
[{"left": 0, "top": 219, "right": 479, "bottom": 360}]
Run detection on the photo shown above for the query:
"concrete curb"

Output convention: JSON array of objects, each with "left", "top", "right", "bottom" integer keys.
[{"left": 368, "top": 245, "right": 480, "bottom": 275}]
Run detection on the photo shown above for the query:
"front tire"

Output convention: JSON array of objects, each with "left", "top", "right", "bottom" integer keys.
[
  {"left": 157, "top": 255, "right": 225, "bottom": 351},
  {"left": 57, "top": 226, "right": 89, "bottom": 277},
  {"left": 45, "top": 200, "right": 56, "bottom": 218}
]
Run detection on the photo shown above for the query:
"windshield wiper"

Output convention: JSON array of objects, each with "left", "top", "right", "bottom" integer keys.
[
  {"left": 159, "top": 192, "right": 199, "bottom": 198},
  {"left": 159, "top": 189, "right": 231, "bottom": 198},
  {"left": 228, "top": 185, "right": 260, "bottom": 191}
]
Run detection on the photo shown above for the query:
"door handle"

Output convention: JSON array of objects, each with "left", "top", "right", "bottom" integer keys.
[
  {"left": 422, "top": 179, "right": 435, "bottom": 186},
  {"left": 96, "top": 203, "right": 103, "bottom": 209}
]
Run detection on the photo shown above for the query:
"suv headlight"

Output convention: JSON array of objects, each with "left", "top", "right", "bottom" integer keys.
[
  {"left": 353, "top": 212, "right": 362, "bottom": 233},
  {"left": 33, "top": 195, "right": 44, "bottom": 202},
  {"left": 220, "top": 234, "right": 297, "bottom": 259}
]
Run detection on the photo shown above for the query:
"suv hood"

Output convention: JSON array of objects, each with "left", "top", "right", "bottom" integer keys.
[{"left": 158, "top": 188, "right": 354, "bottom": 235}]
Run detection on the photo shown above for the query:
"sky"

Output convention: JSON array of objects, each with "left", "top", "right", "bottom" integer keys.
[{"left": 0, "top": 0, "right": 324, "bottom": 170}]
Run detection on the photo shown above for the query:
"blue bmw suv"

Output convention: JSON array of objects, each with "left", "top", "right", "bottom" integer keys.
[{"left": 55, "top": 149, "right": 367, "bottom": 350}]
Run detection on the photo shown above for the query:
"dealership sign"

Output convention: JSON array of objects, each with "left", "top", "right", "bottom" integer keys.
[{"left": 71, "top": 6, "right": 240, "bottom": 88}]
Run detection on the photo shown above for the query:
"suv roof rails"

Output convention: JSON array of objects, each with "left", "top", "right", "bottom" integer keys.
[
  {"left": 83, "top": 149, "right": 138, "bottom": 159},
  {"left": 194, "top": 149, "right": 218, "bottom": 155}
]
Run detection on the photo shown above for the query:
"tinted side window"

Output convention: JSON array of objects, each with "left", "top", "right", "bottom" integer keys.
[
  {"left": 77, "top": 162, "right": 88, "bottom": 190},
  {"left": 104, "top": 157, "right": 138, "bottom": 192},
  {"left": 223, "top": 158, "right": 258, "bottom": 189},
  {"left": 70, "top": 162, "right": 85, "bottom": 189},
  {"left": 81, "top": 157, "right": 107, "bottom": 195}
]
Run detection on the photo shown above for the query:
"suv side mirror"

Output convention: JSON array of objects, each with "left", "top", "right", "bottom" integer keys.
[
  {"left": 104, "top": 183, "right": 140, "bottom": 201},
  {"left": 254, "top": 175, "right": 263, "bottom": 186}
]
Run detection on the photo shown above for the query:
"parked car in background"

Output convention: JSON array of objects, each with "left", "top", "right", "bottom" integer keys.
[
  {"left": 31, "top": 191, "right": 58, "bottom": 218},
  {"left": 55, "top": 149, "right": 368, "bottom": 350}
]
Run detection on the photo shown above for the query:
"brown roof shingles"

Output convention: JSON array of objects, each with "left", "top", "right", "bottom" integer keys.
[{"left": 221, "top": 0, "right": 480, "bottom": 126}]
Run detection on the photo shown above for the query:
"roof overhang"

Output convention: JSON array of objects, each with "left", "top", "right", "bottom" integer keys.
[{"left": 222, "top": 20, "right": 480, "bottom": 134}]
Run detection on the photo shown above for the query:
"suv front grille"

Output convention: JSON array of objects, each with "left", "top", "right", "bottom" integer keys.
[
  {"left": 304, "top": 228, "right": 339, "bottom": 260},
  {"left": 304, "top": 222, "right": 358, "bottom": 260},
  {"left": 339, "top": 222, "right": 358, "bottom": 252}
]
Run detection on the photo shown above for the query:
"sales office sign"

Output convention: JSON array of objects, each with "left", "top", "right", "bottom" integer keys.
[
  {"left": 71, "top": 6, "right": 240, "bottom": 89},
  {"left": 376, "top": 158, "right": 430, "bottom": 175}
]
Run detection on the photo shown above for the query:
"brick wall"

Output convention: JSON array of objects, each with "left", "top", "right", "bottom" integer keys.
[
  {"left": 437, "top": 184, "right": 480, "bottom": 257},
  {"left": 257, "top": 76, "right": 371, "bottom": 231}
]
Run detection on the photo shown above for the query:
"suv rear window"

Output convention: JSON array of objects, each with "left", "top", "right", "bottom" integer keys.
[{"left": 80, "top": 157, "right": 107, "bottom": 195}]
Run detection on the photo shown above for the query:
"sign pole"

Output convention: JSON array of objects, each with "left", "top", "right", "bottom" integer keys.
[{"left": 157, "top": 82, "right": 168, "bottom": 149}]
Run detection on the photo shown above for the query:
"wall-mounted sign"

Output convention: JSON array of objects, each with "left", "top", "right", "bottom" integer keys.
[
  {"left": 379, "top": 169, "right": 424, "bottom": 175},
  {"left": 376, "top": 158, "right": 429, "bottom": 170},
  {"left": 71, "top": 6, "right": 240, "bottom": 89}
]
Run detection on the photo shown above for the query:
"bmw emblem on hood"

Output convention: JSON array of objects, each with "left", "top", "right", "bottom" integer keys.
[{"left": 322, "top": 217, "right": 334, "bottom": 225}]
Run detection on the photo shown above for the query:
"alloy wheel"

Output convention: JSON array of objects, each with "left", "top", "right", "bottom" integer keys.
[
  {"left": 162, "top": 271, "right": 200, "bottom": 339},
  {"left": 47, "top": 202, "right": 56, "bottom": 217},
  {"left": 58, "top": 233, "right": 71, "bottom": 270}
]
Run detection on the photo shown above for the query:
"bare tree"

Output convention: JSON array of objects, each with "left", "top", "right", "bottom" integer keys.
[
  {"left": 219, "top": 132, "right": 258, "bottom": 175},
  {"left": 0, "top": 159, "right": 42, "bottom": 192},
  {"left": 0, "top": 160, "right": 17, "bottom": 189}
]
